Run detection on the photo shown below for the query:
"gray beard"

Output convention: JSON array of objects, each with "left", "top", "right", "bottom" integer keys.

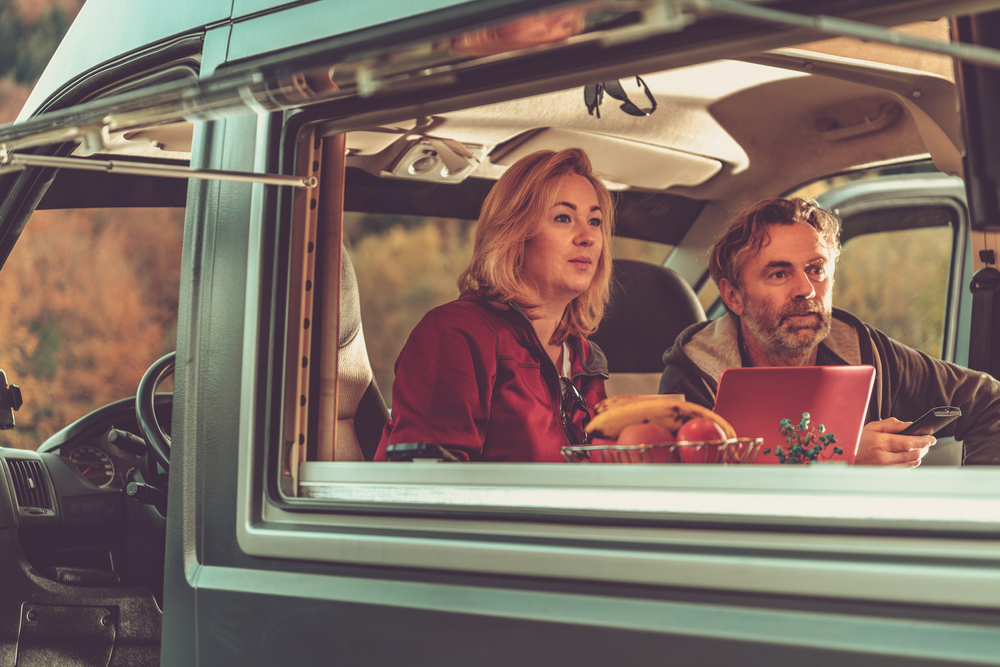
[{"left": 742, "top": 297, "right": 832, "bottom": 362}]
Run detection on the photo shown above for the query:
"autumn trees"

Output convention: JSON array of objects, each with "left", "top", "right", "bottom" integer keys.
[{"left": 0, "top": 207, "right": 184, "bottom": 448}]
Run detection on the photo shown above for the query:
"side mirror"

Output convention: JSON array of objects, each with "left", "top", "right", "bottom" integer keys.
[{"left": 0, "top": 370, "right": 22, "bottom": 430}]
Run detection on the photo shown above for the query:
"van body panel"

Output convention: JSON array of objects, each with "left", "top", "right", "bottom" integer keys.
[
  {"left": 226, "top": 0, "right": 476, "bottom": 63},
  {"left": 202, "top": 25, "right": 235, "bottom": 77},
  {"left": 18, "top": 0, "right": 232, "bottom": 120},
  {"left": 232, "top": 0, "right": 305, "bottom": 20}
]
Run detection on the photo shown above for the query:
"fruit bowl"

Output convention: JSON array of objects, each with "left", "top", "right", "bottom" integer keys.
[{"left": 561, "top": 437, "right": 763, "bottom": 464}]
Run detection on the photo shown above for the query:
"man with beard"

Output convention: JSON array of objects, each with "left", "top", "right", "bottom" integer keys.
[{"left": 659, "top": 197, "right": 1000, "bottom": 465}]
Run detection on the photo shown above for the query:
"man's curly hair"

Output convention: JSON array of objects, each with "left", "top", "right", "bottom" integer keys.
[{"left": 709, "top": 197, "right": 842, "bottom": 289}]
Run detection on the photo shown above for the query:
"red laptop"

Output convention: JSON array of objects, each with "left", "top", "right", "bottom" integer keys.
[{"left": 712, "top": 366, "right": 876, "bottom": 464}]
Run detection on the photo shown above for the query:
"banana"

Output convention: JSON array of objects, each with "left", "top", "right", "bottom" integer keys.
[
  {"left": 586, "top": 395, "right": 736, "bottom": 440},
  {"left": 594, "top": 393, "right": 671, "bottom": 415},
  {"left": 586, "top": 400, "right": 687, "bottom": 437}
]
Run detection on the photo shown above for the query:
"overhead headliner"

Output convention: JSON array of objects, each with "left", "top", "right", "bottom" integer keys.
[
  {"left": 343, "top": 169, "right": 706, "bottom": 245},
  {"left": 341, "top": 43, "right": 959, "bottom": 213}
]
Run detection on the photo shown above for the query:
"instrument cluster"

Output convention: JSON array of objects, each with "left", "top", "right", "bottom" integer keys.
[{"left": 60, "top": 432, "right": 139, "bottom": 489}]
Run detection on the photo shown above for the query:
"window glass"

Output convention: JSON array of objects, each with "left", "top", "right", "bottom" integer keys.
[
  {"left": 834, "top": 225, "right": 951, "bottom": 357},
  {"left": 789, "top": 161, "right": 942, "bottom": 201},
  {"left": 345, "top": 211, "right": 476, "bottom": 408},
  {"left": 611, "top": 237, "right": 673, "bottom": 265},
  {"left": 698, "top": 279, "right": 720, "bottom": 314},
  {"left": 0, "top": 207, "right": 184, "bottom": 449}
]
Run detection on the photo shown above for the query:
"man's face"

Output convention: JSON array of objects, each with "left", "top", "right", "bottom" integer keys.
[{"left": 722, "top": 223, "right": 836, "bottom": 360}]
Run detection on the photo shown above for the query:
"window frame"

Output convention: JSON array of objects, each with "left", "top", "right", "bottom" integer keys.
[
  {"left": 231, "top": 5, "right": 1000, "bottom": 614},
  {"left": 235, "top": 114, "right": 1000, "bottom": 603},
  {"left": 816, "top": 174, "right": 969, "bottom": 363}
]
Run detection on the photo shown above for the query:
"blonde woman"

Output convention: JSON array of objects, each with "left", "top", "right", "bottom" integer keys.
[{"left": 375, "top": 148, "right": 615, "bottom": 461}]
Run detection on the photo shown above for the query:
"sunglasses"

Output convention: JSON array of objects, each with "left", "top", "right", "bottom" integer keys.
[
  {"left": 584, "top": 76, "right": 658, "bottom": 119},
  {"left": 560, "top": 376, "right": 593, "bottom": 444}
]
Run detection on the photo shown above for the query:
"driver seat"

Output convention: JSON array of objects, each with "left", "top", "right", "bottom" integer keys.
[{"left": 335, "top": 247, "right": 390, "bottom": 460}]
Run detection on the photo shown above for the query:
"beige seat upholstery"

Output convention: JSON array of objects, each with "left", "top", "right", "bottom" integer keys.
[{"left": 335, "top": 247, "right": 390, "bottom": 460}]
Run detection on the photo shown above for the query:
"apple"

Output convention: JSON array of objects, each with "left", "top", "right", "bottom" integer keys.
[
  {"left": 616, "top": 422, "right": 676, "bottom": 463},
  {"left": 674, "top": 417, "right": 727, "bottom": 463},
  {"left": 616, "top": 422, "right": 675, "bottom": 446},
  {"left": 675, "top": 417, "right": 726, "bottom": 443}
]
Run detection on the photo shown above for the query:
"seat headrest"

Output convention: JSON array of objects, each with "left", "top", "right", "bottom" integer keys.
[
  {"left": 340, "top": 246, "right": 362, "bottom": 349},
  {"left": 591, "top": 259, "right": 706, "bottom": 374}
]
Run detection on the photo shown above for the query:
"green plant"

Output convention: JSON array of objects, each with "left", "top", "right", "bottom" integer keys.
[{"left": 763, "top": 412, "right": 842, "bottom": 464}]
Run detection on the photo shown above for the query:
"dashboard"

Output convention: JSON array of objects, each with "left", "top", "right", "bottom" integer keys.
[
  {"left": 38, "top": 395, "right": 172, "bottom": 490},
  {"left": 61, "top": 437, "right": 138, "bottom": 489},
  {"left": 0, "top": 393, "right": 171, "bottom": 612}
]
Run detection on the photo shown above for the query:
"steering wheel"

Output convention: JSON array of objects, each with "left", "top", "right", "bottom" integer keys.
[{"left": 136, "top": 352, "right": 175, "bottom": 473}]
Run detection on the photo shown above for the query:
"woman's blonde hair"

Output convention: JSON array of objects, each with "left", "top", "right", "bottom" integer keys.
[{"left": 458, "top": 148, "right": 615, "bottom": 344}]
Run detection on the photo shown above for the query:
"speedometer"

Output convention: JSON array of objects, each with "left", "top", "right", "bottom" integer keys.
[{"left": 69, "top": 445, "right": 116, "bottom": 488}]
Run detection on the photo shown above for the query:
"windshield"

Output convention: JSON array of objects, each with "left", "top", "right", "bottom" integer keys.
[{"left": 0, "top": 205, "right": 183, "bottom": 449}]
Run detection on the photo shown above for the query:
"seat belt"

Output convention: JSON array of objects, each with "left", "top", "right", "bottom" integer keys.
[{"left": 969, "top": 267, "right": 1000, "bottom": 377}]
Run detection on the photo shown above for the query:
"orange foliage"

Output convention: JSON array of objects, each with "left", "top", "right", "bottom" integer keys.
[
  {"left": 10, "top": 0, "right": 81, "bottom": 26},
  {"left": 0, "top": 0, "right": 84, "bottom": 122},
  {"left": 0, "top": 207, "right": 184, "bottom": 447},
  {"left": 0, "top": 78, "right": 30, "bottom": 124}
]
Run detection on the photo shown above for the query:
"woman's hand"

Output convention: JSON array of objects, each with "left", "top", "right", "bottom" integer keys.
[{"left": 855, "top": 418, "right": 936, "bottom": 467}]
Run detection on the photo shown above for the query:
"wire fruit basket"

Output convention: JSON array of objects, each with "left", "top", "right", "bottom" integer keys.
[{"left": 561, "top": 437, "right": 763, "bottom": 464}]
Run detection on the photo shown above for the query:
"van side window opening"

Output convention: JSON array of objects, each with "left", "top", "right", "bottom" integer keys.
[
  {"left": 836, "top": 224, "right": 952, "bottom": 357},
  {"left": 265, "top": 8, "right": 1000, "bottom": 538},
  {"left": 0, "top": 207, "right": 183, "bottom": 450},
  {"left": 287, "top": 96, "right": 961, "bottom": 474}
]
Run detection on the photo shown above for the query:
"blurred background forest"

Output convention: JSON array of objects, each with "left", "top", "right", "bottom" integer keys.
[
  {"left": 0, "top": 0, "right": 82, "bottom": 123},
  {"left": 0, "top": 0, "right": 185, "bottom": 449}
]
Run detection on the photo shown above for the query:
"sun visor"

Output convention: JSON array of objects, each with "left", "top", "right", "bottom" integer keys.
[{"left": 489, "top": 128, "right": 722, "bottom": 190}]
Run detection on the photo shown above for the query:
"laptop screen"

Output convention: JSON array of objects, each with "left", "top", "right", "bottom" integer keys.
[{"left": 712, "top": 366, "right": 876, "bottom": 464}]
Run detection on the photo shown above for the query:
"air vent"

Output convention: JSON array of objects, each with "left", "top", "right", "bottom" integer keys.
[{"left": 7, "top": 459, "right": 51, "bottom": 509}]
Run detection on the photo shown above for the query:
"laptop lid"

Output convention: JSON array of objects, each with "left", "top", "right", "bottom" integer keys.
[{"left": 712, "top": 366, "right": 876, "bottom": 464}]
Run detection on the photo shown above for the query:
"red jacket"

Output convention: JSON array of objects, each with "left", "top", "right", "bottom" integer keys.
[{"left": 374, "top": 294, "right": 608, "bottom": 462}]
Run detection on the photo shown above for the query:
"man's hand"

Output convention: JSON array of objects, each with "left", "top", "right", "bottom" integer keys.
[{"left": 855, "top": 418, "right": 936, "bottom": 467}]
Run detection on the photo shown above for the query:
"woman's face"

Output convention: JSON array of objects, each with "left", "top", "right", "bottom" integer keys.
[{"left": 521, "top": 173, "right": 604, "bottom": 308}]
